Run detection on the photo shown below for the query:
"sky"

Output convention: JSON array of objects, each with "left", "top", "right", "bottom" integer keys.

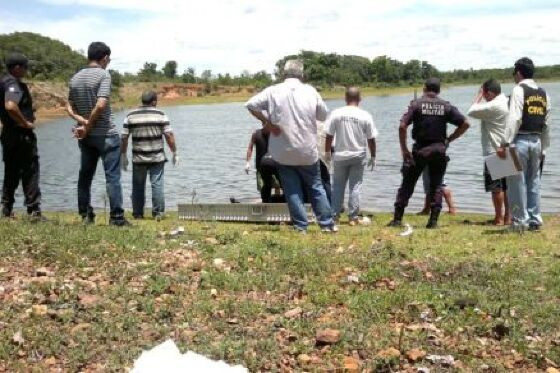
[{"left": 1, "top": 0, "right": 559, "bottom": 76}]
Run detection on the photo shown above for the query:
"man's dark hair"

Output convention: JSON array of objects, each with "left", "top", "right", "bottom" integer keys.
[
  {"left": 5, "top": 53, "right": 29, "bottom": 70},
  {"left": 482, "top": 79, "right": 501, "bottom": 95},
  {"left": 424, "top": 77, "right": 441, "bottom": 94},
  {"left": 141, "top": 90, "right": 158, "bottom": 105},
  {"left": 87, "top": 42, "right": 111, "bottom": 62},
  {"left": 514, "top": 57, "right": 534, "bottom": 79}
]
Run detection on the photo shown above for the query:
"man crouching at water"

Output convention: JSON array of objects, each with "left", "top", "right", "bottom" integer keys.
[
  {"left": 388, "top": 78, "right": 469, "bottom": 229},
  {"left": 245, "top": 60, "right": 337, "bottom": 233},
  {"left": 67, "top": 42, "right": 129, "bottom": 226},
  {"left": 121, "top": 91, "right": 178, "bottom": 220}
]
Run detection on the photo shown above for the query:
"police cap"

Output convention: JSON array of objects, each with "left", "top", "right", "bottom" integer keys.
[{"left": 5, "top": 53, "right": 29, "bottom": 70}]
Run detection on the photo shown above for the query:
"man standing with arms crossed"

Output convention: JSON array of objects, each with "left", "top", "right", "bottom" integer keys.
[
  {"left": 245, "top": 60, "right": 336, "bottom": 233},
  {"left": 121, "top": 91, "right": 178, "bottom": 220},
  {"left": 0, "top": 53, "right": 43, "bottom": 220},
  {"left": 498, "top": 57, "right": 551, "bottom": 231},
  {"left": 388, "top": 78, "right": 469, "bottom": 229},
  {"left": 67, "top": 42, "right": 129, "bottom": 226},
  {"left": 325, "top": 87, "right": 377, "bottom": 224},
  {"left": 467, "top": 79, "right": 510, "bottom": 225}
]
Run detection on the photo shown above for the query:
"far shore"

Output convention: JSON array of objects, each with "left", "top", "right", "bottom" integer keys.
[
  {"left": 32, "top": 79, "right": 560, "bottom": 124},
  {"left": 32, "top": 84, "right": 423, "bottom": 123}
]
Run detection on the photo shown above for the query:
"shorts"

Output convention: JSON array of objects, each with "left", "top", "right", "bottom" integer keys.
[
  {"left": 422, "top": 168, "right": 447, "bottom": 194},
  {"left": 484, "top": 164, "right": 507, "bottom": 192}
]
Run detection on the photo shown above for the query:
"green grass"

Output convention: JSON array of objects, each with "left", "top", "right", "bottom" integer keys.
[{"left": 0, "top": 212, "right": 559, "bottom": 371}]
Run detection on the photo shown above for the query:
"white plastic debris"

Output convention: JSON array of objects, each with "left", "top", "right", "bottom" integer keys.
[
  {"left": 425, "top": 354, "right": 455, "bottom": 367},
  {"left": 132, "top": 340, "right": 248, "bottom": 373},
  {"left": 399, "top": 224, "right": 414, "bottom": 237}
]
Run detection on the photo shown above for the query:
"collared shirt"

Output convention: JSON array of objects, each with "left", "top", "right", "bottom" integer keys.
[
  {"left": 68, "top": 66, "right": 117, "bottom": 137},
  {"left": 123, "top": 106, "right": 172, "bottom": 163},
  {"left": 245, "top": 78, "right": 328, "bottom": 166},
  {"left": 326, "top": 105, "right": 377, "bottom": 161},
  {"left": 467, "top": 93, "right": 509, "bottom": 156},
  {"left": 504, "top": 79, "right": 551, "bottom": 150}
]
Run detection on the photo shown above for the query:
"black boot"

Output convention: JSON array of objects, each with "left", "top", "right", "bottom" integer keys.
[
  {"left": 426, "top": 209, "right": 440, "bottom": 229},
  {"left": 387, "top": 207, "right": 404, "bottom": 227}
]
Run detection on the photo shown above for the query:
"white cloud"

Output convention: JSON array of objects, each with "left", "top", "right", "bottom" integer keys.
[{"left": 2, "top": 0, "right": 559, "bottom": 75}]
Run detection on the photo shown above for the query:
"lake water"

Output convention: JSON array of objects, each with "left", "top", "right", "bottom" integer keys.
[{"left": 2, "top": 83, "right": 559, "bottom": 214}]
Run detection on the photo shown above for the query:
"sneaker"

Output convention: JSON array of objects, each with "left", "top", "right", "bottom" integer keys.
[
  {"left": 2, "top": 210, "right": 14, "bottom": 219},
  {"left": 294, "top": 228, "right": 307, "bottom": 235},
  {"left": 132, "top": 214, "right": 144, "bottom": 220},
  {"left": 153, "top": 213, "right": 164, "bottom": 222},
  {"left": 28, "top": 211, "right": 47, "bottom": 222},
  {"left": 321, "top": 225, "right": 339, "bottom": 233},
  {"left": 109, "top": 218, "right": 132, "bottom": 227},
  {"left": 426, "top": 219, "right": 438, "bottom": 229},
  {"left": 387, "top": 219, "right": 402, "bottom": 227},
  {"left": 528, "top": 223, "right": 541, "bottom": 232},
  {"left": 82, "top": 214, "right": 95, "bottom": 225}
]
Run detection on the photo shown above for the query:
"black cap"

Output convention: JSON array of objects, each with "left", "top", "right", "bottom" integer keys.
[{"left": 5, "top": 53, "right": 29, "bottom": 69}]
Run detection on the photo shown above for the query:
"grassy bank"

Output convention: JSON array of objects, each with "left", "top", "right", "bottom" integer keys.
[{"left": 0, "top": 212, "right": 559, "bottom": 371}]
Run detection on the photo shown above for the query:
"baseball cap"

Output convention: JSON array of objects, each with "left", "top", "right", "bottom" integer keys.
[{"left": 5, "top": 53, "right": 29, "bottom": 69}]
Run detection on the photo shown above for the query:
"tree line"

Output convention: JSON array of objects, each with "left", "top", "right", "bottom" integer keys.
[{"left": 2, "top": 32, "right": 560, "bottom": 90}]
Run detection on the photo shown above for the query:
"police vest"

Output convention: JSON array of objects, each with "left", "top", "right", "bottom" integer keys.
[
  {"left": 411, "top": 96, "right": 449, "bottom": 146},
  {"left": 254, "top": 129, "right": 269, "bottom": 169},
  {"left": 0, "top": 74, "right": 34, "bottom": 133},
  {"left": 519, "top": 84, "right": 547, "bottom": 134}
]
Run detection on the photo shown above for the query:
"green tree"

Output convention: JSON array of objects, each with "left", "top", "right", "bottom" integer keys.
[{"left": 162, "top": 60, "right": 177, "bottom": 79}]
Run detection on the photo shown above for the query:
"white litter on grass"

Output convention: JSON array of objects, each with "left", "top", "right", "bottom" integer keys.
[
  {"left": 399, "top": 224, "right": 414, "bottom": 237},
  {"left": 131, "top": 340, "right": 248, "bottom": 373}
]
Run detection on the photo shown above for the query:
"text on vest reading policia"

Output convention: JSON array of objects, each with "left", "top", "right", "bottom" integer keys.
[
  {"left": 526, "top": 95, "right": 547, "bottom": 115},
  {"left": 421, "top": 102, "right": 445, "bottom": 116}
]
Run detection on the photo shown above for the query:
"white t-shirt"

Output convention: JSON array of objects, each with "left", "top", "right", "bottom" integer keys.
[{"left": 326, "top": 105, "right": 377, "bottom": 161}]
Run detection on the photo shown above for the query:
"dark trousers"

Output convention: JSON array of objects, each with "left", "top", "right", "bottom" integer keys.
[
  {"left": 78, "top": 135, "right": 124, "bottom": 220},
  {"left": 1, "top": 131, "right": 41, "bottom": 213},
  {"left": 395, "top": 143, "right": 448, "bottom": 212},
  {"left": 259, "top": 161, "right": 282, "bottom": 203}
]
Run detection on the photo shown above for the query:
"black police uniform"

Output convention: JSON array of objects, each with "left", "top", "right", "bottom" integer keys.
[
  {"left": 392, "top": 92, "right": 465, "bottom": 225},
  {"left": 0, "top": 74, "right": 41, "bottom": 215}
]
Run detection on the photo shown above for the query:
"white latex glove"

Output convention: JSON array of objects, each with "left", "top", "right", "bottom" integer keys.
[
  {"left": 121, "top": 153, "right": 129, "bottom": 171},
  {"left": 367, "top": 157, "right": 376, "bottom": 171},
  {"left": 172, "top": 152, "right": 179, "bottom": 166},
  {"left": 245, "top": 162, "right": 251, "bottom": 174}
]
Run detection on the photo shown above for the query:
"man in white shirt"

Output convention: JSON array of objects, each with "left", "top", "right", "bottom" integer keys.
[
  {"left": 497, "top": 57, "right": 551, "bottom": 231},
  {"left": 467, "top": 79, "right": 510, "bottom": 225},
  {"left": 245, "top": 60, "right": 336, "bottom": 233},
  {"left": 325, "top": 87, "right": 377, "bottom": 224}
]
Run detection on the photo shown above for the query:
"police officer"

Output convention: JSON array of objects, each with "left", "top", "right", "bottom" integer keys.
[
  {"left": 498, "top": 57, "right": 551, "bottom": 231},
  {"left": 388, "top": 78, "right": 469, "bottom": 228},
  {"left": 0, "top": 53, "right": 43, "bottom": 219}
]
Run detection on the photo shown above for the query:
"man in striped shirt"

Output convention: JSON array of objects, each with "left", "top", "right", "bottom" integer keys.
[
  {"left": 121, "top": 91, "right": 177, "bottom": 220},
  {"left": 67, "top": 42, "right": 129, "bottom": 226}
]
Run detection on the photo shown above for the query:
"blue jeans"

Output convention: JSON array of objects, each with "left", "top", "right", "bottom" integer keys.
[
  {"left": 278, "top": 162, "right": 334, "bottom": 231},
  {"left": 78, "top": 134, "right": 124, "bottom": 219},
  {"left": 506, "top": 134, "right": 543, "bottom": 228},
  {"left": 332, "top": 155, "right": 365, "bottom": 220},
  {"left": 132, "top": 162, "right": 165, "bottom": 217}
]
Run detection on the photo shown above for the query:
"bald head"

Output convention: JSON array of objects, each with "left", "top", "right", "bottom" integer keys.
[{"left": 345, "top": 87, "right": 361, "bottom": 105}]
